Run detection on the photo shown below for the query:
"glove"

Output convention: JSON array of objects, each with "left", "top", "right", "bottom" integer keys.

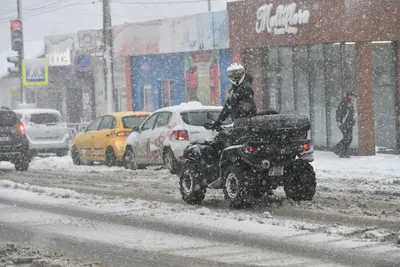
[{"left": 210, "top": 121, "right": 222, "bottom": 130}]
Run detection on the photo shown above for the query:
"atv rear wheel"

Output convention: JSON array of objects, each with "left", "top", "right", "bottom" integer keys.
[
  {"left": 14, "top": 152, "right": 30, "bottom": 172},
  {"left": 179, "top": 162, "right": 206, "bottom": 205},
  {"left": 222, "top": 165, "right": 254, "bottom": 209},
  {"left": 284, "top": 160, "right": 316, "bottom": 202}
]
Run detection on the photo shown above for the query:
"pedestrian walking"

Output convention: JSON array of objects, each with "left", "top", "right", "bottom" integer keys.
[{"left": 334, "top": 92, "right": 357, "bottom": 158}]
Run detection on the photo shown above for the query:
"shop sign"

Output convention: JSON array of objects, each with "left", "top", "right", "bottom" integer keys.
[
  {"left": 46, "top": 48, "right": 71, "bottom": 66},
  {"left": 256, "top": 3, "right": 310, "bottom": 35}
]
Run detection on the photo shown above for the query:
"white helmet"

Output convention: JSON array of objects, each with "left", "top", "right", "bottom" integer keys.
[{"left": 227, "top": 63, "right": 245, "bottom": 86}]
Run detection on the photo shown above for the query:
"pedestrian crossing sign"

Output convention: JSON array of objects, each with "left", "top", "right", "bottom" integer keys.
[{"left": 22, "top": 58, "right": 49, "bottom": 86}]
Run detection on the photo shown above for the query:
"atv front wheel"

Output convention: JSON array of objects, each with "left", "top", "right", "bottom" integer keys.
[
  {"left": 222, "top": 165, "right": 254, "bottom": 209},
  {"left": 284, "top": 160, "right": 316, "bottom": 202},
  {"left": 179, "top": 162, "right": 206, "bottom": 205}
]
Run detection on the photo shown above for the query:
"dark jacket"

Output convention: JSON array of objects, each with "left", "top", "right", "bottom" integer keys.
[
  {"left": 216, "top": 74, "right": 257, "bottom": 123},
  {"left": 336, "top": 97, "right": 355, "bottom": 127}
]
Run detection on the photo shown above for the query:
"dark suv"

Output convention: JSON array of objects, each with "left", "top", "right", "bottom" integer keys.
[{"left": 0, "top": 107, "right": 30, "bottom": 171}]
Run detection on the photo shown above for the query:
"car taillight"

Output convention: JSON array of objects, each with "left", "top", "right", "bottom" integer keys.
[
  {"left": 247, "top": 146, "right": 255, "bottom": 153},
  {"left": 18, "top": 124, "right": 25, "bottom": 135},
  {"left": 117, "top": 131, "right": 130, "bottom": 137},
  {"left": 301, "top": 143, "right": 310, "bottom": 151},
  {"left": 173, "top": 130, "right": 188, "bottom": 141}
]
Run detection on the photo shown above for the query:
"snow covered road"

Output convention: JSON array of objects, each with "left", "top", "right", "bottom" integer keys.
[{"left": 0, "top": 151, "right": 399, "bottom": 266}]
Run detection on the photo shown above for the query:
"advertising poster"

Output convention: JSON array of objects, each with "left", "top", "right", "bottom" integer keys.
[{"left": 184, "top": 50, "right": 221, "bottom": 105}]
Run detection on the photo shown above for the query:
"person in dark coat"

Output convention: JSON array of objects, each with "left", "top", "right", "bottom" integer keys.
[
  {"left": 335, "top": 92, "right": 356, "bottom": 158},
  {"left": 212, "top": 63, "right": 257, "bottom": 128}
]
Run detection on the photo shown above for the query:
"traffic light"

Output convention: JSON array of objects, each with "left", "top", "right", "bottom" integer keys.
[
  {"left": 10, "top": 19, "right": 23, "bottom": 52},
  {"left": 7, "top": 56, "right": 20, "bottom": 76}
]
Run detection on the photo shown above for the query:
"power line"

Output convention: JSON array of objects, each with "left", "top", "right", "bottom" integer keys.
[
  {"left": 0, "top": 0, "right": 75, "bottom": 17},
  {"left": 23, "top": 1, "right": 96, "bottom": 20},
  {"left": 0, "top": 0, "right": 96, "bottom": 22},
  {"left": 130, "top": 0, "right": 165, "bottom": 18},
  {"left": 25, "top": 0, "right": 71, "bottom": 11},
  {"left": 113, "top": 0, "right": 215, "bottom": 4}
]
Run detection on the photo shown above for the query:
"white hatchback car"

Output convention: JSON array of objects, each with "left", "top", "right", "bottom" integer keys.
[
  {"left": 14, "top": 109, "right": 70, "bottom": 157},
  {"left": 124, "top": 102, "right": 230, "bottom": 173}
]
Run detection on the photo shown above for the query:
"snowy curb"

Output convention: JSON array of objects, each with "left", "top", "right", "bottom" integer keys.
[
  {"left": 0, "top": 242, "right": 105, "bottom": 267},
  {"left": 0, "top": 180, "right": 82, "bottom": 199}
]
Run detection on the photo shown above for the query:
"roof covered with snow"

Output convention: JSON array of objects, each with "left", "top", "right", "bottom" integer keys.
[
  {"left": 13, "top": 108, "right": 61, "bottom": 116},
  {"left": 0, "top": 40, "right": 45, "bottom": 79},
  {"left": 155, "top": 101, "right": 223, "bottom": 113}
]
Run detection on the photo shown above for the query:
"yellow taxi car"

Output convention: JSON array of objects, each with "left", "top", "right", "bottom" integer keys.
[{"left": 71, "top": 111, "right": 149, "bottom": 166}]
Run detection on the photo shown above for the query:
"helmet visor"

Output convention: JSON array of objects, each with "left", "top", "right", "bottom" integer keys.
[{"left": 227, "top": 68, "right": 245, "bottom": 83}]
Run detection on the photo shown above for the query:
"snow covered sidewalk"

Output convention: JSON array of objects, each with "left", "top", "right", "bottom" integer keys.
[{"left": 314, "top": 151, "right": 400, "bottom": 182}]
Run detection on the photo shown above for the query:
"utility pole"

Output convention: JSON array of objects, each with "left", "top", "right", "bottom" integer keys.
[
  {"left": 102, "top": 0, "right": 116, "bottom": 113},
  {"left": 17, "top": 0, "right": 25, "bottom": 104},
  {"left": 208, "top": 0, "right": 216, "bottom": 50}
]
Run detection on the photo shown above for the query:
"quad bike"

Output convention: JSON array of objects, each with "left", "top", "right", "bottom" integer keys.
[{"left": 178, "top": 111, "right": 316, "bottom": 208}]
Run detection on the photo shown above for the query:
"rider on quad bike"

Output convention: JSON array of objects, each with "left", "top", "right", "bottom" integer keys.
[
  {"left": 178, "top": 63, "right": 316, "bottom": 208},
  {"left": 211, "top": 63, "right": 257, "bottom": 130}
]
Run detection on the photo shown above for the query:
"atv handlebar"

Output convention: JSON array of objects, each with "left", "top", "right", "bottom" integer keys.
[
  {"left": 204, "top": 122, "right": 233, "bottom": 132},
  {"left": 203, "top": 122, "right": 219, "bottom": 131}
]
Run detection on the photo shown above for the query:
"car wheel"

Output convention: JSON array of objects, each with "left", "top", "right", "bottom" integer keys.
[
  {"left": 105, "top": 147, "right": 117, "bottom": 167},
  {"left": 71, "top": 146, "right": 81, "bottom": 165},
  {"left": 124, "top": 147, "right": 137, "bottom": 170},
  {"left": 163, "top": 148, "right": 180, "bottom": 174},
  {"left": 14, "top": 153, "right": 30, "bottom": 172},
  {"left": 56, "top": 149, "right": 68, "bottom": 157}
]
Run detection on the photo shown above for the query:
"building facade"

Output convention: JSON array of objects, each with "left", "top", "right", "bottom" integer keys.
[
  {"left": 227, "top": 0, "right": 400, "bottom": 155},
  {"left": 43, "top": 33, "right": 105, "bottom": 123},
  {"left": 118, "top": 11, "right": 233, "bottom": 111}
]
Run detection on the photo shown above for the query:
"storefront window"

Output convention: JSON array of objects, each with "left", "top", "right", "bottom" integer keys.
[
  {"left": 279, "top": 47, "right": 295, "bottom": 114},
  {"left": 309, "top": 45, "right": 327, "bottom": 147},
  {"left": 325, "top": 44, "right": 344, "bottom": 148},
  {"left": 293, "top": 46, "right": 310, "bottom": 118},
  {"left": 266, "top": 47, "right": 280, "bottom": 110},
  {"left": 342, "top": 44, "right": 359, "bottom": 149},
  {"left": 264, "top": 43, "right": 361, "bottom": 149},
  {"left": 373, "top": 43, "right": 397, "bottom": 150}
]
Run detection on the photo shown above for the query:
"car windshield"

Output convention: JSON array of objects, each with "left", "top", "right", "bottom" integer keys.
[
  {"left": 122, "top": 115, "right": 148, "bottom": 129},
  {"left": 0, "top": 111, "right": 18, "bottom": 126},
  {"left": 29, "top": 113, "right": 60, "bottom": 125},
  {"left": 180, "top": 110, "right": 232, "bottom": 126}
]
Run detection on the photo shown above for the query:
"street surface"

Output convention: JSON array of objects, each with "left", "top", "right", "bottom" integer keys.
[{"left": 0, "top": 151, "right": 399, "bottom": 266}]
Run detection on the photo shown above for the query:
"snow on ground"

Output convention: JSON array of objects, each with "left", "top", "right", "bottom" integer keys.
[
  {"left": 19, "top": 150, "right": 400, "bottom": 196},
  {"left": 0, "top": 156, "right": 125, "bottom": 174},
  {"left": 0, "top": 180, "right": 82, "bottom": 199},
  {"left": 0, "top": 242, "right": 105, "bottom": 267},
  {"left": 1, "top": 150, "right": 400, "bottom": 246},
  {"left": 314, "top": 151, "right": 400, "bottom": 182},
  {"left": 0, "top": 182, "right": 399, "bottom": 246},
  {"left": 1, "top": 150, "right": 399, "bottom": 182}
]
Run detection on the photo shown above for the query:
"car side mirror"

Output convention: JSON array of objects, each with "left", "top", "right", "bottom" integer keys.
[{"left": 132, "top": 125, "right": 140, "bottom": 133}]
